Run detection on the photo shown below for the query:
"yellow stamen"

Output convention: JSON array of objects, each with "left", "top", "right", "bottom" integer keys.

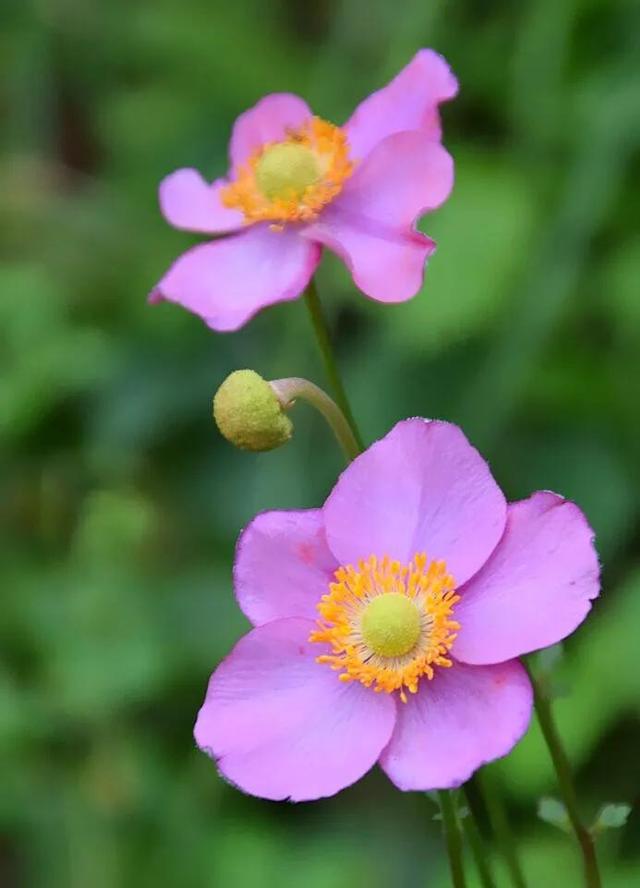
[
  {"left": 221, "top": 117, "right": 354, "bottom": 227},
  {"left": 310, "top": 554, "right": 459, "bottom": 703}
]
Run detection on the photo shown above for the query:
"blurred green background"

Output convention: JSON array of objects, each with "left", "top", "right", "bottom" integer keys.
[{"left": 1, "top": 0, "right": 639, "bottom": 885}]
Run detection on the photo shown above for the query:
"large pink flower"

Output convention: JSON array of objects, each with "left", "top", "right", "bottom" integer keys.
[
  {"left": 151, "top": 50, "right": 457, "bottom": 331},
  {"left": 195, "top": 420, "right": 600, "bottom": 801}
]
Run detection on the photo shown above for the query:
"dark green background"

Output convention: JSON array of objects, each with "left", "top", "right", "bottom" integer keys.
[{"left": 1, "top": 1, "right": 639, "bottom": 885}]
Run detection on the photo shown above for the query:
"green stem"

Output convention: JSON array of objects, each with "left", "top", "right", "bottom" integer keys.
[
  {"left": 270, "top": 377, "right": 360, "bottom": 463},
  {"left": 476, "top": 771, "right": 527, "bottom": 888},
  {"left": 300, "top": 282, "right": 532, "bottom": 888},
  {"left": 461, "top": 787, "right": 498, "bottom": 888},
  {"left": 437, "top": 791, "right": 467, "bottom": 888},
  {"left": 527, "top": 666, "right": 601, "bottom": 888},
  {"left": 303, "top": 279, "right": 365, "bottom": 452}
]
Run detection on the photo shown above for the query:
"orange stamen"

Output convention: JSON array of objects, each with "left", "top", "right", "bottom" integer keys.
[
  {"left": 310, "top": 554, "right": 459, "bottom": 703},
  {"left": 221, "top": 117, "right": 354, "bottom": 227}
]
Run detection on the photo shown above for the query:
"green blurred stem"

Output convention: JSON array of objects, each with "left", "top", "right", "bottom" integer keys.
[
  {"left": 270, "top": 377, "right": 360, "bottom": 463},
  {"left": 303, "top": 279, "right": 365, "bottom": 452},
  {"left": 527, "top": 665, "right": 601, "bottom": 888},
  {"left": 437, "top": 791, "right": 467, "bottom": 888},
  {"left": 461, "top": 787, "right": 498, "bottom": 888},
  {"left": 475, "top": 771, "right": 527, "bottom": 888}
]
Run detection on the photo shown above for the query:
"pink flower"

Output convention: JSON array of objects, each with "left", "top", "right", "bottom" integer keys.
[
  {"left": 151, "top": 50, "right": 457, "bottom": 331},
  {"left": 195, "top": 419, "right": 600, "bottom": 801}
]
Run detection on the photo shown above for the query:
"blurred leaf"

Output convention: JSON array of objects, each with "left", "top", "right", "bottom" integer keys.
[
  {"left": 537, "top": 797, "right": 571, "bottom": 833},
  {"left": 599, "top": 237, "right": 640, "bottom": 342},
  {"left": 0, "top": 263, "right": 113, "bottom": 439},
  {"left": 592, "top": 803, "right": 632, "bottom": 835},
  {"left": 387, "top": 150, "right": 538, "bottom": 353},
  {"left": 71, "top": 489, "right": 158, "bottom": 569}
]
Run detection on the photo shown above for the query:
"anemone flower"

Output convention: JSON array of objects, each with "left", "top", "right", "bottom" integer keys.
[
  {"left": 194, "top": 419, "right": 600, "bottom": 801},
  {"left": 151, "top": 50, "right": 457, "bottom": 331}
]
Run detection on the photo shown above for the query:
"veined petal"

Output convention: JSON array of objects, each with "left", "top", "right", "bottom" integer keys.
[
  {"left": 323, "top": 419, "right": 506, "bottom": 586},
  {"left": 150, "top": 225, "right": 320, "bottom": 332},
  {"left": 159, "top": 168, "right": 243, "bottom": 233},
  {"left": 345, "top": 49, "right": 458, "bottom": 161},
  {"left": 194, "top": 619, "right": 396, "bottom": 801},
  {"left": 454, "top": 493, "right": 601, "bottom": 665},
  {"left": 380, "top": 660, "right": 532, "bottom": 790},
  {"left": 234, "top": 509, "right": 338, "bottom": 626}
]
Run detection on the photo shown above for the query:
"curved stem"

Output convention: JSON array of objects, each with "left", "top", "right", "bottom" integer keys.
[
  {"left": 461, "top": 787, "right": 498, "bottom": 888},
  {"left": 437, "top": 791, "right": 467, "bottom": 888},
  {"left": 475, "top": 771, "right": 527, "bottom": 888},
  {"left": 303, "top": 279, "right": 365, "bottom": 452},
  {"left": 527, "top": 665, "right": 601, "bottom": 888},
  {"left": 270, "top": 377, "right": 360, "bottom": 463}
]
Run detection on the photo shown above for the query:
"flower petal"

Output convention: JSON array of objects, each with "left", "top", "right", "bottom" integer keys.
[
  {"left": 229, "top": 93, "right": 313, "bottom": 171},
  {"left": 379, "top": 660, "right": 532, "bottom": 790},
  {"left": 323, "top": 419, "right": 506, "bottom": 586},
  {"left": 339, "top": 131, "right": 455, "bottom": 219},
  {"left": 303, "top": 131, "right": 453, "bottom": 302},
  {"left": 344, "top": 49, "right": 458, "bottom": 161},
  {"left": 234, "top": 509, "right": 338, "bottom": 626},
  {"left": 194, "top": 618, "right": 396, "bottom": 801},
  {"left": 304, "top": 209, "right": 434, "bottom": 304},
  {"left": 151, "top": 225, "right": 321, "bottom": 332},
  {"left": 159, "top": 168, "right": 243, "bottom": 233},
  {"left": 453, "top": 492, "right": 600, "bottom": 665}
]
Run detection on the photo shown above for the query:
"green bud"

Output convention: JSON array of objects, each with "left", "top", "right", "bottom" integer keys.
[{"left": 213, "top": 370, "right": 293, "bottom": 452}]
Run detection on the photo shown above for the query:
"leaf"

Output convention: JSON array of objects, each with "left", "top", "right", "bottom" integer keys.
[
  {"left": 592, "top": 803, "right": 632, "bottom": 835},
  {"left": 537, "top": 797, "right": 571, "bottom": 833}
]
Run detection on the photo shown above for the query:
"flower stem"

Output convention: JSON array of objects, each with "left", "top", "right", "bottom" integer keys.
[
  {"left": 269, "top": 377, "right": 361, "bottom": 463},
  {"left": 475, "top": 770, "right": 527, "bottom": 888},
  {"left": 461, "top": 787, "right": 498, "bottom": 888},
  {"left": 526, "top": 665, "right": 601, "bottom": 888},
  {"left": 303, "top": 279, "right": 365, "bottom": 452},
  {"left": 437, "top": 790, "right": 467, "bottom": 888}
]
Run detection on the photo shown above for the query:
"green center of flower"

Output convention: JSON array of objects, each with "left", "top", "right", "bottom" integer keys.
[
  {"left": 360, "top": 592, "right": 422, "bottom": 658},
  {"left": 255, "top": 143, "right": 321, "bottom": 201}
]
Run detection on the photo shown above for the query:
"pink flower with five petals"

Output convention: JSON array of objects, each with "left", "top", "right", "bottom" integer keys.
[
  {"left": 194, "top": 419, "right": 600, "bottom": 801},
  {"left": 151, "top": 50, "right": 457, "bottom": 331}
]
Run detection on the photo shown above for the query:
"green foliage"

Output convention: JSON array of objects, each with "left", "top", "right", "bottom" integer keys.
[
  {"left": 1, "top": 1, "right": 639, "bottom": 886},
  {"left": 538, "top": 798, "right": 571, "bottom": 833},
  {"left": 592, "top": 804, "right": 632, "bottom": 835}
]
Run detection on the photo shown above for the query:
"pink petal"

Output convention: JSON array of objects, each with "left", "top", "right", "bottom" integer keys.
[
  {"left": 229, "top": 93, "right": 313, "bottom": 171},
  {"left": 379, "top": 660, "right": 532, "bottom": 790},
  {"left": 194, "top": 618, "right": 396, "bottom": 801},
  {"left": 304, "top": 209, "right": 434, "bottom": 304},
  {"left": 453, "top": 492, "right": 600, "bottom": 665},
  {"left": 339, "top": 131, "right": 454, "bottom": 219},
  {"left": 323, "top": 419, "right": 506, "bottom": 586},
  {"left": 151, "top": 225, "right": 321, "bottom": 332},
  {"left": 344, "top": 49, "right": 458, "bottom": 161},
  {"left": 234, "top": 509, "right": 338, "bottom": 626},
  {"left": 303, "top": 131, "right": 453, "bottom": 303},
  {"left": 159, "top": 168, "right": 243, "bottom": 234}
]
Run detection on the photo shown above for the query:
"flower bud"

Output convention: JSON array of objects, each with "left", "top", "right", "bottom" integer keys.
[{"left": 213, "top": 370, "right": 293, "bottom": 452}]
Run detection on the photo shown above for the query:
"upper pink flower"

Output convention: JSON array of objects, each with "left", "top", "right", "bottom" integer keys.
[
  {"left": 151, "top": 50, "right": 457, "bottom": 331},
  {"left": 194, "top": 419, "right": 600, "bottom": 801}
]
